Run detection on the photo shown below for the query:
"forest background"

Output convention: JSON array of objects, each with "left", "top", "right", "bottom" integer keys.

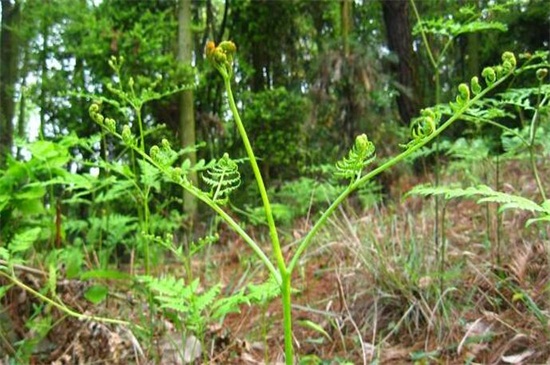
[{"left": 0, "top": 0, "right": 550, "bottom": 364}]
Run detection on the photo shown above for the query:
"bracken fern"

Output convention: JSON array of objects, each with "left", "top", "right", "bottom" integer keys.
[
  {"left": 408, "top": 184, "right": 550, "bottom": 227},
  {"left": 89, "top": 41, "right": 531, "bottom": 363}
]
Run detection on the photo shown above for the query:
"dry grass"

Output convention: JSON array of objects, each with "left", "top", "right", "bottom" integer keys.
[{"left": 290, "top": 157, "right": 550, "bottom": 364}]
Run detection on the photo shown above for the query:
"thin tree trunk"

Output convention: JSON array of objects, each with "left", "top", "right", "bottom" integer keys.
[
  {"left": 341, "top": 0, "right": 351, "bottom": 58},
  {"left": 16, "top": 46, "right": 28, "bottom": 159},
  {"left": 0, "top": 0, "right": 21, "bottom": 167},
  {"left": 465, "top": 32, "right": 480, "bottom": 80},
  {"left": 39, "top": 9, "right": 49, "bottom": 139},
  {"left": 381, "top": 0, "right": 419, "bottom": 126},
  {"left": 178, "top": 0, "right": 198, "bottom": 226}
]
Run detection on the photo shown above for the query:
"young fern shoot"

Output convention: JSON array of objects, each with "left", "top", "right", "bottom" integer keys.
[
  {"left": 91, "top": 43, "right": 522, "bottom": 364},
  {"left": 335, "top": 134, "right": 376, "bottom": 183},
  {"left": 202, "top": 153, "right": 241, "bottom": 205}
]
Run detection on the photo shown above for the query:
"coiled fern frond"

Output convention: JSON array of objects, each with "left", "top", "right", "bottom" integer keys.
[
  {"left": 401, "top": 108, "right": 440, "bottom": 149},
  {"left": 335, "top": 134, "right": 376, "bottom": 181},
  {"left": 202, "top": 153, "right": 241, "bottom": 204}
]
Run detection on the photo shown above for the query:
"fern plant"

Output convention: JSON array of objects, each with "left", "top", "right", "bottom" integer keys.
[
  {"left": 137, "top": 242, "right": 281, "bottom": 360},
  {"left": 90, "top": 39, "right": 529, "bottom": 363},
  {"left": 85, "top": 56, "right": 194, "bottom": 275},
  {"left": 138, "top": 275, "right": 221, "bottom": 334},
  {"left": 410, "top": 0, "right": 513, "bottom": 274},
  {"left": 408, "top": 52, "right": 549, "bottom": 271},
  {"left": 410, "top": 56, "right": 549, "bottom": 203}
]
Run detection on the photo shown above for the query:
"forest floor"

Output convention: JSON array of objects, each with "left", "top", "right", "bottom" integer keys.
[{"left": 2, "top": 158, "right": 550, "bottom": 364}]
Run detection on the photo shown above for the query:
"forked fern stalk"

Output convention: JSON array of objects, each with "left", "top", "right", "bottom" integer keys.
[
  {"left": 203, "top": 41, "right": 519, "bottom": 363},
  {"left": 205, "top": 40, "right": 292, "bottom": 362},
  {"left": 89, "top": 105, "right": 280, "bottom": 285},
  {"left": 91, "top": 43, "right": 522, "bottom": 364},
  {"left": 290, "top": 53, "right": 519, "bottom": 274}
]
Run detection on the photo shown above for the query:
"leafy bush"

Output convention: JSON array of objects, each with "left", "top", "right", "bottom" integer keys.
[{"left": 242, "top": 87, "right": 310, "bottom": 180}]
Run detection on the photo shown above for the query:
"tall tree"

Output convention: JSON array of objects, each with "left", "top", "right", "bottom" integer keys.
[
  {"left": 381, "top": 0, "right": 419, "bottom": 126},
  {"left": 0, "top": 0, "right": 20, "bottom": 167},
  {"left": 178, "top": 0, "right": 197, "bottom": 225},
  {"left": 341, "top": 0, "right": 351, "bottom": 58}
]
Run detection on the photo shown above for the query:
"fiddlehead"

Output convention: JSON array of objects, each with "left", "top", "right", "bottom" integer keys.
[
  {"left": 201, "top": 153, "right": 241, "bottom": 204},
  {"left": 401, "top": 108, "right": 440, "bottom": 149},
  {"left": 334, "top": 134, "right": 376, "bottom": 182}
]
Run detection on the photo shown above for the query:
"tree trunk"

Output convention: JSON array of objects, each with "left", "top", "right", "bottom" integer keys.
[
  {"left": 465, "top": 32, "right": 480, "bottom": 80},
  {"left": 16, "top": 46, "right": 28, "bottom": 159},
  {"left": 341, "top": 0, "right": 351, "bottom": 58},
  {"left": 178, "top": 0, "right": 197, "bottom": 226},
  {"left": 39, "top": 7, "right": 49, "bottom": 139},
  {"left": 0, "top": 0, "right": 20, "bottom": 167},
  {"left": 340, "top": 0, "right": 356, "bottom": 145},
  {"left": 381, "top": 0, "right": 419, "bottom": 126}
]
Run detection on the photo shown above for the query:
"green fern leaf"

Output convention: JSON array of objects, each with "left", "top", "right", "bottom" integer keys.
[
  {"left": 408, "top": 184, "right": 545, "bottom": 215},
  {"left": 245, "top": 276, "right": 281, "bottom": 304},
  {"left": 138, "top": 159, "right": 162, "bottom": 191},
  {"left": 335, "top": 134, "right": 375, "bottom": 181},
  {"left": 499, "top": 85, "right": 550, "bottom": 111},
  {"left": 139, "top": 275, "right": 194, "bottom": 313},
  {"left": 9, "top": 228, "right": 42, "bottom": 253},
  {"left": 211, "top": 290, "right": 249, "bottom": 320},
  {"left": 139, "top": 275, "right": 187, "bottom": 296},
  {"left": 201, "top": 153, "right": 241, "bottom": 204},
  {"left": 193, "top": 284, "right": 221, "bottom": 313},
  {"left": 414, "top": 17, "right": 506, "bottom": 38}
]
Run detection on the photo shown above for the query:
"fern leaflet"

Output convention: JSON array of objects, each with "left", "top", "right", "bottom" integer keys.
[
  {"left": 201, "top": 153, "right": 241, "bottom": 204},
  {"left": 408, "top": 184, "right": 546, "bottom": 215},
  {"left": 335, "top": 134, "right": 375, "bottom": 181}
]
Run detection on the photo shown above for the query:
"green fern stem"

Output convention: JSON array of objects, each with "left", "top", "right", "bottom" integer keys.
[
  {"left": 110, "top": 62, "right": 151, "bottom": 274},
  {"left": 529, "top": 90, "right": 548, "bottom": 201},
  {"left": 280, "top": 273, "right": 293, "bottom": 364},
  {"left": 194, "top": 190, "right": 281, "bottom": 283},
  {"left": 222, "top": 77, "right": 286, "bottom": 274},
  {"left": 94, "top": 120, "right": 282, "bottom": 284},
  {"left": 222, "top": 76, "right": 293, "bottom": 363},
  {"left": 133, "top": 105, "right": 152, "bottom": 274},
  {"left": 0, "top": 270, "right": 136, "bottom": 329},
  {"left": 135, "top": 105, "right": 145, "bottom": 151},
  {"left": 142, "top": 187, "right": 152, "bottom": 274}
]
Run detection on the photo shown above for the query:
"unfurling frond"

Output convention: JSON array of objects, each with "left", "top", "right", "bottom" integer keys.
[
  {"left": 335, "top": 134, "right": 376, "bottom": 181},
  {"left": 401, "top": 108, "right": 440, "bottom": 149},
  {"left": 202, "top": 153, "right": 241, "bottom": 204},
  {"left": 205, "top": 40, "right": 237, "bottom": 79},
  {"left": 148, "top": 139, "right": 178, "bottom": 168}
]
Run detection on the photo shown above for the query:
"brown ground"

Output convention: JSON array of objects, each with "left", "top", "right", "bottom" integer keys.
[{"left": 1, "top": 157, "right": 549, "bottom": 364}]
